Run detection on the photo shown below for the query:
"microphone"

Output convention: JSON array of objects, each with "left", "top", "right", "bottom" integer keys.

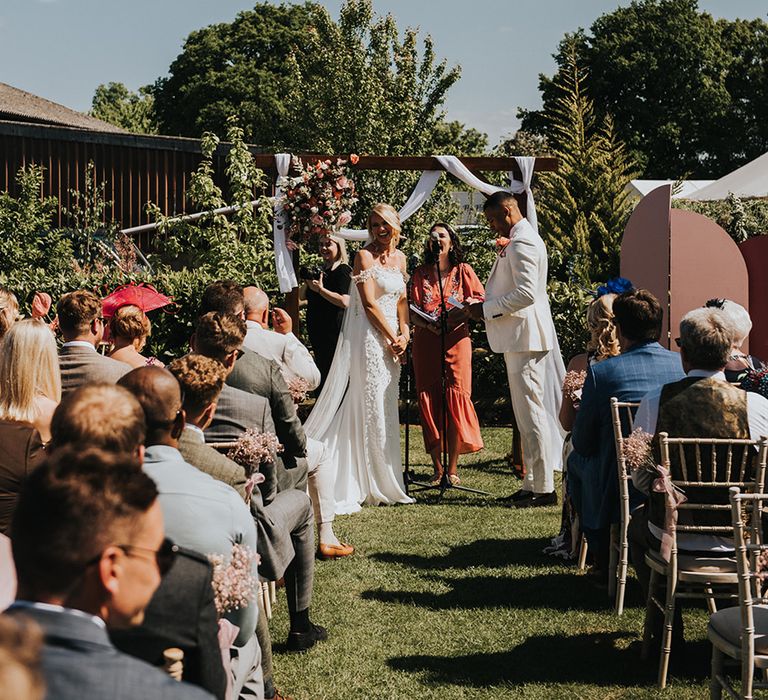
[{"left": 430, "top": 232, "right": 441, "bottom": 255}]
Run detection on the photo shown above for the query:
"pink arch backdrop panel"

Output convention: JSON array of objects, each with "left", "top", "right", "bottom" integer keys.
[
  {"left": 669, "top": 209, "right": 749, "bottom": 354},
  {"left": 739, "top": 237, "right": 768, "bottom": 359},
  {"left": 620, "top": 185, "right": 672, "bottom": 347}
]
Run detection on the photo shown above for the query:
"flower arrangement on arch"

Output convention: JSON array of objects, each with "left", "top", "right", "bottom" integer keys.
[{"left": 279, "top": 155, "right": 358, "bottom": 245}]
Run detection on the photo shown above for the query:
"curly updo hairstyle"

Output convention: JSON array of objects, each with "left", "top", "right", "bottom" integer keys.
[
  {"left": 586, "top": 293, "right": 620, "bottom": 361},
  {"left": 109, "top": 305, "right": 151, "bottom": 345}
]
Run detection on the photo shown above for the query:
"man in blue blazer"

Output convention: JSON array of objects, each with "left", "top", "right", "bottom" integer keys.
[{"left": 570, "top": 289, "right": 683, "bottom": 578}]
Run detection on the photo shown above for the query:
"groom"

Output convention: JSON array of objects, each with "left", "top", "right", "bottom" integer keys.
[{"left": 468, "top": 191, "right": 565, "bottom": 507}]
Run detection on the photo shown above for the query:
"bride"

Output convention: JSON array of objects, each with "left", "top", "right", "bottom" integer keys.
[{"left": 305, "top": 203, "right": 415, "bottom": 513}]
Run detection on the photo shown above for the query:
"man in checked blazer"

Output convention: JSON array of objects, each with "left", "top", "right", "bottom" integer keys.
[
  {"left": 570, "top": 289, "right": 683, "bottom": 576},
  {"left": 169, "top": 354, "right": 324, "bottom": 662},
  {"left": 57, "top": 290, "right": 131, "bottom": 394}
]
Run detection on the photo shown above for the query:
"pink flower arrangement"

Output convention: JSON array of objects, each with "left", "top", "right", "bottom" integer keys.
[
  {"left": 562, "top": 369, "right": 587, "bottom": 404},
  {"left": 623, "top": 427, "right": 655, "bottom": 472},
  {"left": 279, "top": 156, "right": 358, "bottom": 245},
  {"left": 227, "top": 428, "right": 283, "bottom": 474},
  {"left": 208, "top": 544, "right": 258, "bottom": 616},
  {"left": 287, "top": 376, "right": 311, "bottom": 404}
]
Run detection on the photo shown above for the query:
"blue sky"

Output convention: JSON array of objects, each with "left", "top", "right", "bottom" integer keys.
[{"left": 1, "top": 0, "right": 766, "bottom": 145}]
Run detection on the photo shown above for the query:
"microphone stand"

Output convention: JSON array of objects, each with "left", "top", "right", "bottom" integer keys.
[{"left": 403, "top": 243, "right": 487, "bottom": 498}]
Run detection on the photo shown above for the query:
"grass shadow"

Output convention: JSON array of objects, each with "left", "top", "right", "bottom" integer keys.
[
  {"left": 370, "top": 537, "right": 550, "bottom": 570},
  {"left": 363, "top": 571, "right": 635, "bottom": 612},
  {"left": 388, "top": 633, "right": 710, "bottom": 688}
]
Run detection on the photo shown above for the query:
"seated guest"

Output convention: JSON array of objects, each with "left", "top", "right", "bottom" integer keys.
[
  {"left": 0, "top": 288, "right": 19, "bottom": 341},
  {"left": 110, "top": 546, "right": 227, "bottom": 700},
  {"left": 242, "top": 286, "right": 321, "bottom": 390},
  {"left": 570, "top": 289, "right": 683, "bottom": 579},
  {"left": 45, "top": 383, "right": 226, "bottom": 698},
  {"left": 547, "top": 291, "right": 621, "bottom": 560},
  {"left": 5, "top": 447, "right": 213, "bottom": 699},
  {"left": 703, "top": 298, "right": 764, "bottom": 385},
  {"left": 57, "top": 290, "right": 130, "bottom": 393},
  {"left": 630, "top": 307, "right": 768, "bottom": 599},
  {"left": 195, "top": 309, "right": 352, "bottom": 558},
  {"left": 170, "top": 354, "right": 323, "bottom": 662},
  {"left": 108, "top": 305, "right": 164, "bottom": 368},
  {"left": 118, "top": 367, "right": 263, "bottom": 697},
  {"left": 201, "top": 282, "right": 351, "bottom": 558},
  {"left": 0, "top": 319, "right": 61, "bottom": 534}
]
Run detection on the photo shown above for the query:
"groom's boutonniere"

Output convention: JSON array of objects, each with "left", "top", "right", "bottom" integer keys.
[{"left": 495, "top": 237, "right": 510, "bottom": 257}]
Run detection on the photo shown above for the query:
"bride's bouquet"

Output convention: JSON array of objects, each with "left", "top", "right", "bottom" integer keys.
[{"left": 279, "top": 155, "right": 358, "bottom": 245}]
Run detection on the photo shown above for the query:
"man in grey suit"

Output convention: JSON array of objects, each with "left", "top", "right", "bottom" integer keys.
[
  {"left": 5, "top": 446, "right": 213, "bottom": 699},
  {"left": 57, "top": 290, "right": 131, "bottom": 394},
  {"left": 169, "top": 354, "right": 323, "bottom": 659},
  {"left": 198, "top": 282, "right": 352, "bottom": 559}
]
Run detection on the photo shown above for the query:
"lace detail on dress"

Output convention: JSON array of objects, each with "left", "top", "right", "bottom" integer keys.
[{"left": 352, "top": 265, "right": 406, "bottom": 285}]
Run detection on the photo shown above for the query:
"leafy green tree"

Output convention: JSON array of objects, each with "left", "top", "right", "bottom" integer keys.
[
  {"left": 152, "top": 2, "right": 324, "bottom": 144},
  {"left": 521, "top": 0, "right": 768, "bottom": 178},
  {"left": 91, "top": 82, "right": 158, "bottom": 134},
  {"left": 536, "top": 43, "right": 637, "bottom": 284}
]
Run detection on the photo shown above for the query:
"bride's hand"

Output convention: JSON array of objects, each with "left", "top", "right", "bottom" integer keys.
[{"left": 390, "top": 334, "right": 408, "bottom": 356}]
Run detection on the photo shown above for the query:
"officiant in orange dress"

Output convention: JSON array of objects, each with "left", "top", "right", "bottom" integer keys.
[{"left": 410, "top": 223, "right": 485, "bottom": 486}]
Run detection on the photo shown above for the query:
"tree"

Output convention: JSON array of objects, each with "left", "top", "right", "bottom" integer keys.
[
  {"left": 152, "top": 2, "right": 325, "bottom": 144},
  {"left": 521, "top": 0, "right": 768, "bottom": 179},
  {"left": 91, "top": 82, "right": 158, "bottom": 134},
  {"left": 536, "top": 43, "right": 637, "bottom": 284}
]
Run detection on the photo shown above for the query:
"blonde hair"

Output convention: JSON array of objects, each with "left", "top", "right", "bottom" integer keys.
[
  {"left": 109, "top": 304, "right": 151, "bottom": 343},
  {"left": 586, "top": 294, "right": 620, "bottom": 361},
  {"left": 367, "top": 203, "right": 401, "bottom": 249},
  {"left": 0, "top": 288, "right": 18, "bottom": 339},
  {"left": 321, "top": 233, "right": 349, "bottom": 266},
  {"left": 0, "top": 319, "right": 61, "bottom": 423}
]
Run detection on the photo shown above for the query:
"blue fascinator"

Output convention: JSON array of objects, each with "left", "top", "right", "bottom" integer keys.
[{"left": 595, "top": 277, "right": 634, "bottom": 298}]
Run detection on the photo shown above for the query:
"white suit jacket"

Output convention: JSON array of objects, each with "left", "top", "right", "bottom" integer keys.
[
  {"left": 483, "top": 218, "right": 558, "bottom": 354},
  {"left": 243, "top": 320, "right": 321, "bottom": 390}
]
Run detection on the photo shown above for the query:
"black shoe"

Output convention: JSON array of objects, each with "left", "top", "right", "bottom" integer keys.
[
  {"left": 515, "top": 491, "right": 557, "bottom": 509},
  {"left": 286, "top": 623, "right": 328, "bottom": 652},
  {"left": 498, "top": 489, "right": 533, "bottom": 504}
]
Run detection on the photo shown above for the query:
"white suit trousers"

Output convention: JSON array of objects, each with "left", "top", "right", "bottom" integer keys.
[
  {"left": 306, "top": 436, "right": 335, "bottom": 524},
  {"left": 504, "top": 350, "right": 559, "bottom": 494}
]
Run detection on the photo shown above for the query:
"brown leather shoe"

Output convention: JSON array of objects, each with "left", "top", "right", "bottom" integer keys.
[{"left": 317, "top": 542, "right": 355, "bottom": 560}]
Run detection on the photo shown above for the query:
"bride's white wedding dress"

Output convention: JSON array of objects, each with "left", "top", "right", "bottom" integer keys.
[{"left": 305, "top": 264, "right": 415, "bottom": 514}]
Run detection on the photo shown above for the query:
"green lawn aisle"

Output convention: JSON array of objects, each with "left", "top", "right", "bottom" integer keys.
[{"left": 270, "top": 427, "right": 710, "bottom": 699}]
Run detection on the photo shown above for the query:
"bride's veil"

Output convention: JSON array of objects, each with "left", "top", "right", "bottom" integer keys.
[{"left": 303, "top": 270, "right": 364, "bottom": 440}]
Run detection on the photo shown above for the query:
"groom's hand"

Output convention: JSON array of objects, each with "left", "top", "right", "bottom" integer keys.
[{"left": 467, "top": 302, "right": 484, "bottom": 321}]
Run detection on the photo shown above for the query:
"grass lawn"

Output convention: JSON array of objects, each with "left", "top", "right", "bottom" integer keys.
[{"left": 269, "top": 427, "right": 713, "bottom": 699}]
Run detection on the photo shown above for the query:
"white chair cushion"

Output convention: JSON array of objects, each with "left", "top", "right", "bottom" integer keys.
[{"left": 709, "top": 605, "right": 768, "bottom": 654}]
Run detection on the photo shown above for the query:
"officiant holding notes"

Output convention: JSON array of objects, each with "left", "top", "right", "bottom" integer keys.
[
  {"left": 410, "top": 223, "right": 485, "bottom": 487},
  {"left": 467, "top": 192, "right": 565, "bottom": 508}
]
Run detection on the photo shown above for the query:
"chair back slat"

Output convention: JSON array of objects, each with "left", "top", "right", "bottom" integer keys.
[{"left": 659, "top": 434, "right": 768, "bottom": 537}]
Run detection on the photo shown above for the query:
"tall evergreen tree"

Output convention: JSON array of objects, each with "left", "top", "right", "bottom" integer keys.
[{"left": 537, "top": 43, "right": 637, "bottom": 284}]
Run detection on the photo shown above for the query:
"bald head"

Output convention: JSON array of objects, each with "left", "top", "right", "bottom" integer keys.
[
  {"left": 50, "top": 384, "right": 145, "bottom": 456},
  {"left": 243, "top": 286, "right": 269, "bottom": 326},
  {"left": 118, "top": 366, "right": 184, "bottom": 446}
]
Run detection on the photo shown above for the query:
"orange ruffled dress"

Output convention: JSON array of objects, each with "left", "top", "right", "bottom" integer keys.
[{"left": 410, "top": 262, "right": 485, "bottom": 455}]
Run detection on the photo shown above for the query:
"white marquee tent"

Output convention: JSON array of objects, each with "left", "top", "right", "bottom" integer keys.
[{"left": 686, "top": 151, "right": 768, "bottom": 201}]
